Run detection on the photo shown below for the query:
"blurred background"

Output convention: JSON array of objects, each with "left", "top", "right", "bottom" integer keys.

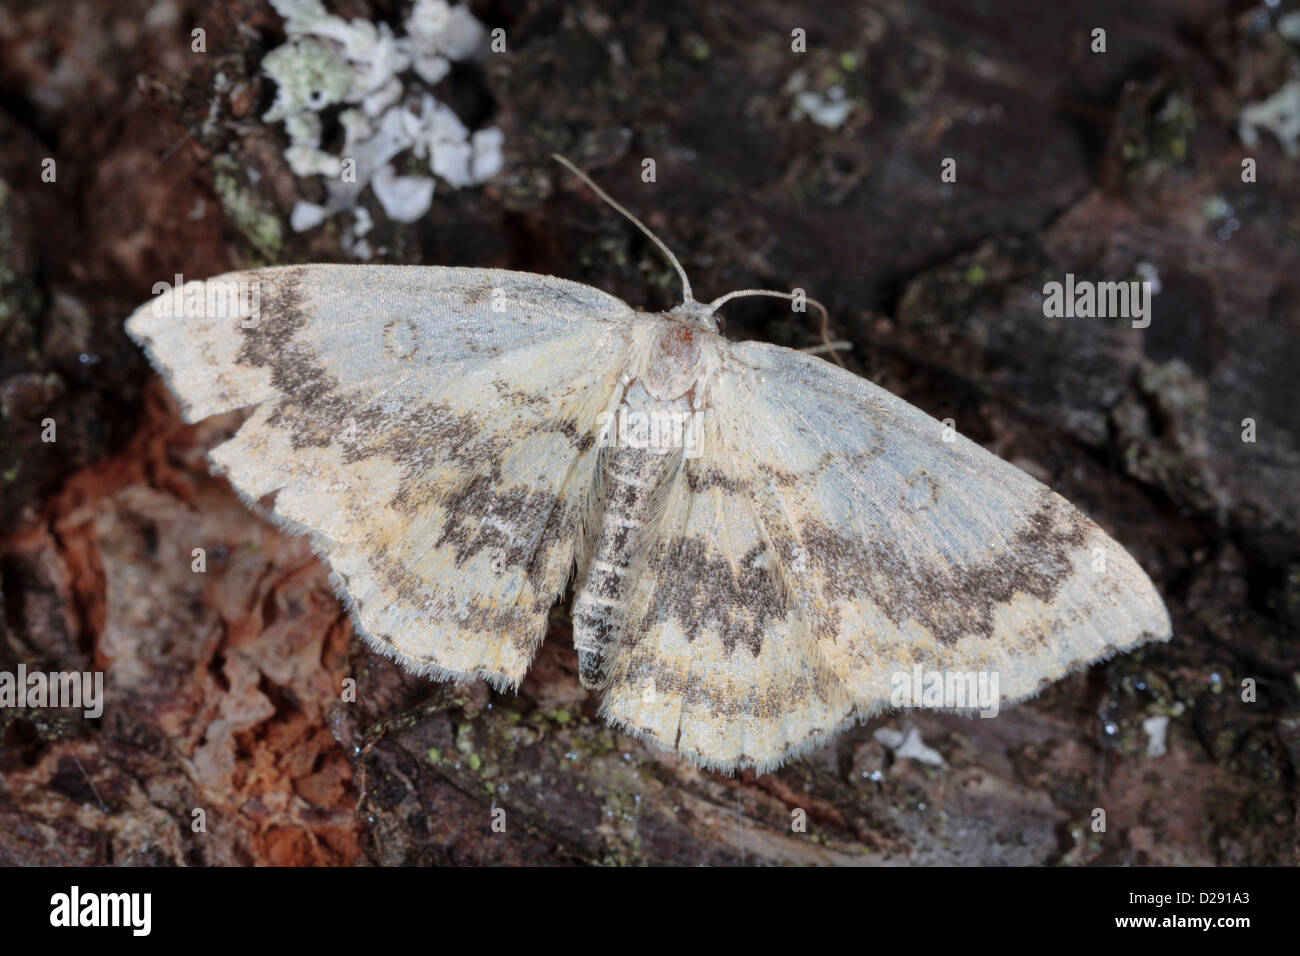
[{"left": 0, "top": 0, "right": 1295, "bottom": 865}]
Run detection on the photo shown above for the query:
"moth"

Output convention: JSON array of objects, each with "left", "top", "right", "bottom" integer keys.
[{"left": 126, "top": 157, "right": 1171, "bottom": 773}]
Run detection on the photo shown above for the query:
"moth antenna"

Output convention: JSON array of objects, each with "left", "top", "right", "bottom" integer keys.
[
  {"left": 706, "top": 289, "right": 847, "bottom": 368},
  {"left": 551, "top": 153, "right": 695, "bottom": 304},
  {"left": 802, "top": 340, "right": 854, "bottom": 356}
]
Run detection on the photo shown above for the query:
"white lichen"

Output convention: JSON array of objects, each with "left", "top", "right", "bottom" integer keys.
[
  {"left": 1135, "top": 261, "right": 1162, "bottom": 296},
  {"left": 795, "top": 87, "right": 852, "bottom": 129},
  {"left": 874, "top": 724, "right": 945, "bottom": 767},
  {"left": 786, "top": 70, "right": 853, "bottom": 129},
  {"left": 1279, "top": 10, "right": 1300, "bottom": 44},
  {"left": 1239, "top": 78, "right": 1300, "bottom": 157},
  {"left": 261, "top": 0, "right": 504, "bottom": 248},
  {"left": 372, "top": 162, "right": 436, "bottom": 223},
  {"left": 1142, "top": 715, "right": 1169, "bottom": 758}
]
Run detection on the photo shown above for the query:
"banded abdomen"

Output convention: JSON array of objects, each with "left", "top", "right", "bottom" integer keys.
[{"left": 572, "top": 379, "right": 695, "bottom": 687}]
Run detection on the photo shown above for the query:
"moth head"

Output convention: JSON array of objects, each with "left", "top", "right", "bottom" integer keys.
[
  {"left": 552, "top": 154, "right": 835, "bottom": 352},
  {"left": 667, "top": 297, "right": 720, "bottom": 332}
]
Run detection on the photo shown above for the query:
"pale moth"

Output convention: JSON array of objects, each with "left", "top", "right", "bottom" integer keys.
[{"left": 126, "top": 156, "right": 1171, "bottom": 774}]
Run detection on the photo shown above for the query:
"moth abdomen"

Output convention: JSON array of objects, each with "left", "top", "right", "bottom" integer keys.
[{"left": 572, "top": 382, "right": 692, "bottom": 687}]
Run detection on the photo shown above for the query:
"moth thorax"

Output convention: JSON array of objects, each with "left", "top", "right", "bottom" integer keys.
[{"left": 642, "top": 321, "right": 706, "bottom": 402}]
